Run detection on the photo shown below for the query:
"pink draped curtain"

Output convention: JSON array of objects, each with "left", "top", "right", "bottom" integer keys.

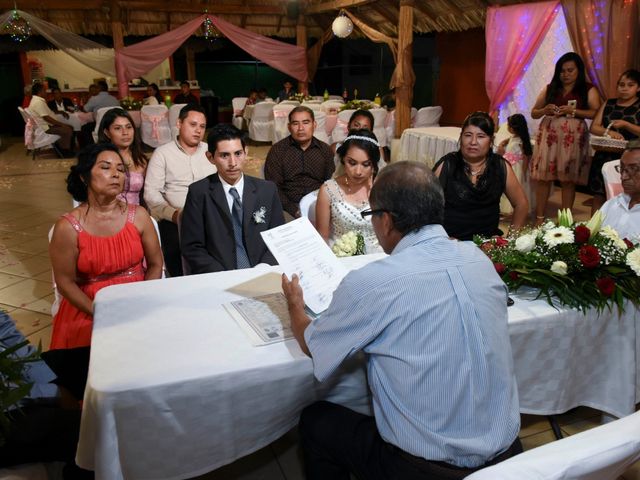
[
  {"left": 116, "top": 14, "right": 308, "bottom": 98},
  {"left": 562, "top": 0, "right": 639, "bottom": 99},
  {"left": 485, "top": 1, "right": 560, "bottom": 113}
]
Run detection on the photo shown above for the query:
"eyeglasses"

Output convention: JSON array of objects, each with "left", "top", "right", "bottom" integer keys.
[
  {"left": 620, "top": 163, "right": 640, "bottom": 177},
  {"left": 361, "top": 208, "right": 388, "bottom": 219}
]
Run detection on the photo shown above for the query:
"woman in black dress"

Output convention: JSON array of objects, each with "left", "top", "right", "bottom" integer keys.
[{"left": 433, "top": 112, "right": 528, "bottom": 240}]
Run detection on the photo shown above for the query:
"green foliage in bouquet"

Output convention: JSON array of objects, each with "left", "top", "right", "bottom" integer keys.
[
  {"left": 0, "top": 337, "right": 40, "bottom": 446},
  {"left": 288, "top": 93, "right": 313, "bottom": 102},
  {"left": 475, "top": 210, "right": 640, "bottom": 313}
]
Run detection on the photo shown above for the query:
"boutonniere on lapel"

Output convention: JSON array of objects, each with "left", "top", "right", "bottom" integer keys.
[{"left": 252, "top": 206, "right": 267, "bottom": 224}]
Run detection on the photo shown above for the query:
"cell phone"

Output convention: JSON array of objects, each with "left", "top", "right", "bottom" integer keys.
[{"left": 567, "top": 100, "right": 577, "bottom": 109}]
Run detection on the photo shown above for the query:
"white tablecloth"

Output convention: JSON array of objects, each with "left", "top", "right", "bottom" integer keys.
[
  {"left": 77, "top": 257, "right": 640, "bottom": 480},
  {"left": 55, "top": 111, "right": 94, "bottom": 132},
  {"left": 399, "top": 126, "right": 461, "bottom": 168}
]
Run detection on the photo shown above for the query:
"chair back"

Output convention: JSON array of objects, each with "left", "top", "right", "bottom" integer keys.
[
  {"left": 231, "top": 97, "right": 248, "bottom": 117},
  {"left": 304, "top": 103, "right": 323, "bottom": 111},
  {"left": 466, "top": 410, "right": 640, "bottom": 480},
  {"left": 272, "top": 104, "right": 296, "bottom": 143},
  {"left": 410, "top": 107, "right": 418, "bottom": 127},
  {"left": 299, "top": 190, "right": 319, "bottom": 226},
  {"left": 602, "top": 159, "right": 623, "bottom": 199},
  {"left": 248, "top": 102, "right": 275, "bottom": 142},
  {"left": 93, "top": 106, "right": 120, "bottom": 142},
  {"left": 370, "top": 108, "right": 388, "bottom": 147},
  {"left": 331, "top": 109, "right": 355, "bottom": 145},
  {"left": 321, "top": 100, "right": 344, "bottom": 115},
  {"left": 140, "top": 105, "right": 172, "bottom": 148},
  {"left": 21, "top": 107, "right": 61, "bottom": 151},
  {"left": 279, "top": 100, "right": 300, "bottom": 106},
  {"left": 328, "top": 95, "right": 344, "bottom": 102},
  {"left": 313, "top": 111, "right": 331, "bottom": 145},
  {"left": 385, "top": 110, "right": 396, "bottom": 142},
  {"left": 414, "top": 106, "right": 443, "bottom": 128},
  {"left": 169, "top": 103, "right": 187, "bottom": 141}
]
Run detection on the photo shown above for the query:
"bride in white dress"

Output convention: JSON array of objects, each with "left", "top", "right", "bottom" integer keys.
[{"left": 316, "top": 130, "right": 383, "bottom": 254}]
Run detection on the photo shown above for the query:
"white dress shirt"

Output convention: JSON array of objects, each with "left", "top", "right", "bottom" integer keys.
[
  {"left": 219, "top": 174, "right": 245, "bottom": 215},
  {"left": 601, "top": 193, "right": 640, "bottom": 241}
]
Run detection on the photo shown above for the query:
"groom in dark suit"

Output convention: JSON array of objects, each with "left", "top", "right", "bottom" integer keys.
[{"left": 181, "top": 124, "right": 285, "bottom": 274}]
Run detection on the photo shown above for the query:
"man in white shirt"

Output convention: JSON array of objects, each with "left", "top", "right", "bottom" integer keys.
[
  {"left": 144, "top": 104, "right": 216, "bottom": 277},
  {"left": 601, "top": 141, "right": 640, "bottom": 241},
  {"left": 27, "top": 82, "right": 74, "bottom": 155}
]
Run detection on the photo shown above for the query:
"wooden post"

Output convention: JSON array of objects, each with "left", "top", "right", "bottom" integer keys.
[
  {"left": 110, "top": 0, "right": 125, "bottom": 97},
  {"left": 395, "top": 0, "right": 415, "bottom": 138},
  {"left": 296, "top": 14, "right": 308, "bottom": 94},
  {"left": 186, "top": 47, "right": 196, "bottom": 81}
]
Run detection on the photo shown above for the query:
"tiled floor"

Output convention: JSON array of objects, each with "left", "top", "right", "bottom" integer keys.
[{"left": 0, "top": 136, "right": 638, "bottom": 479}]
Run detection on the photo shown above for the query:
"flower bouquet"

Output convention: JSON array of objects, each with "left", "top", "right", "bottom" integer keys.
[
  {"left": 288, "top": 93, "right": 313, "bottom": 102},
  {"left": 475, "top": 209, "right": 640, "bottom": 312},
  {"left": 332, "top": 231, "right": 366, "bottom": 257},
  {"left": 120, "top": 96, "right": 142, "bottom": 111},
  {"left": 340, "top": 100, "right": 373, "bottom": 111}
]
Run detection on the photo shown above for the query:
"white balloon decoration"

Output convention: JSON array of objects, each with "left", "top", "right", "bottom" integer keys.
[{"left": 332, "top": 16, "right": 354, "bottom": 38}]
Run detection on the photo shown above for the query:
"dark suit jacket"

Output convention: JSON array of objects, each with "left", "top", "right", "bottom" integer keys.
[
  {"left": 47, "top": 98, "right": 74, "bottom": 113},
  {"left": 181, "top": 174, "right": 285, "bottom": 274}
]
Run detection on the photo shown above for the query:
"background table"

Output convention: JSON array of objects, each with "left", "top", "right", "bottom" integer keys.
[
  {"left": 399, "top": 126, "right": 461, "bottom": 167},
  {"left": 77, "top": 257, "right": 639, "bottom": 480},
  {"left": 55, "top": 111, "right": 94, "bottom": 132}
]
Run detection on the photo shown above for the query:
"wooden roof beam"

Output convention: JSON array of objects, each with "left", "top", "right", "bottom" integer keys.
[
  {"left": 306, "top": 0, "right": 377, "bottom": 14},
  {"left": 120, "top": 2, "right": 286, "bottom": 14},
  {"left": 371, "top": 3, "right": 397, "bottom": 24}
]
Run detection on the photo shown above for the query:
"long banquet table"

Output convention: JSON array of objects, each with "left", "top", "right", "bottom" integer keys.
[
  {"left": 77, "top": 255, "right": 640, "bottom": 480},
  {"left": 399, "top": 126, "right": 461, "bottom": 167}
]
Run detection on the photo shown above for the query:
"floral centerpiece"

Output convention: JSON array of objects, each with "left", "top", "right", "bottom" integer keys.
[
  {"left": 288, "top": 92, "right": 313, "bottom": 102},
  {"left": 475, "top": 209, "right": 640, "bottom": 312},
  {"left": 120, "top": 96, "right": 142, "bottom": 111},
  {"left": 332, "top": 231, "right": 366, "bottom": 257},
  {"left": 340, "top": 99, "right": 373, "bottom": 111}
]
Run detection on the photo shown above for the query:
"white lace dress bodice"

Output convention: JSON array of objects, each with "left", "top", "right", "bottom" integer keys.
[{"left": 325, "top": 178, "right": 382, "bottom": 254}]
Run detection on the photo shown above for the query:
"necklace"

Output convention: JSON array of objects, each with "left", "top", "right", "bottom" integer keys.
[
  {"left": 344, "top": 175, "right": 352, "bottom": 194},
  {"left": 464, "top": 160, "right": 486, "bottom": 177}
]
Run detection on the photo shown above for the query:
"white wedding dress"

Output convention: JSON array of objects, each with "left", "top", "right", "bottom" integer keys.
[{"left": 324, "top": 179, "right": 383, "bottom": 254}]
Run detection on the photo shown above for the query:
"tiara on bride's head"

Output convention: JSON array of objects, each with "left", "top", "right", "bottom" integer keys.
[{"left": 343, "top": 135, "right": 380, "bottom": 147}]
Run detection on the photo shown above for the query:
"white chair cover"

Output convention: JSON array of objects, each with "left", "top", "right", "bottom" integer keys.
[
  {"left": 248, "top": 102, "right": 275, "bottom": 142},
  {"left": 232, "top": 97, "right": 248, "bottom": 130},
  {"left": 93, "top": 106, "right": 120, "bottom": 142},
  {"left": 370, "top": 108, "right": 388, "bottom": 147},
  {"left": 271, "top": 104, "right": 296, "bottom": 143},
  {"left": 329, "top": 95, "right": 344, "bottom": 102},
  {"left": 321, "top": 100, "right": 344, "bottom": 115},
  {"left": 279, "top": 100, "right": 300, "bottom": 106},
  {"left": 414, "top": 106, "right": 443, "bottom": 128},
  {"left": 466, "top": 410, "right": 640, "bottom": 480},
  {"left": 169, "top": 104, "right": 187, "bottom": 141},
  {"left": 313, "top": 111, "right": 331, "bottom": 145},
  {"left": 20, "top": 107, "right": 61, "bottom": 157},
  {"left": 331, "top": 109, "right": 355, "bottom": 145},
  {"left": 140, "top": 105, "right": 172, "bottom": 148},
  {"left": 385, "top": 110, "right": 396, "bottom": 143},
  {"left": 410, "top": 107, "right": 418, "bottom": 127},
  {"left": 303, "top": 100, "right": 322, "bottom": 105},
  {"left": 299, "top": 190, "right": 319, "bottom": 226},
  {"left": 602, "top": 159, "right": 622, "bottom": 199},
  {"left": 304, "top": 103, "right": 323, "bottom": 111}
]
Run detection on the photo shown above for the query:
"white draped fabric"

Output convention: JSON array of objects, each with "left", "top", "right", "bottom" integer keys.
[
  {"left": 496, "top": 8, "right": 574, "bottom": 132},
  {"left": 0, "top": 10, "right": 115, "bottom": 76},
  {"left": 398, "top": 127, "right": 461, "bottom": 167}
]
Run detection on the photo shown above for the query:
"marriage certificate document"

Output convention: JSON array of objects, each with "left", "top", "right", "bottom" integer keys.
[{"left": 261, "top": 217, "right": 347, "bottom": 314}]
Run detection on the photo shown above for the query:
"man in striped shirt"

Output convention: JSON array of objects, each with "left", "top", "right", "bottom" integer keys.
[{"left": 282, "top": 161, "right": 521, "bottom": 479}]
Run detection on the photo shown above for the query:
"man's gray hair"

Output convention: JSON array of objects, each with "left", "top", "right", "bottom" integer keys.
[{"left": 369, "top": 161, "right": 444, "bottom": 235}]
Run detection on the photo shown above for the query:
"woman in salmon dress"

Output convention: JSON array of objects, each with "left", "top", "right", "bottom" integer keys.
[{"left": 49, "top": 143, "right": 163, "bottom": 349}]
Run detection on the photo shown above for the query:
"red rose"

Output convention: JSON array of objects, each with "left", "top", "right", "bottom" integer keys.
[
  {"left": 579, "top": 245, "right": 600, "bottom": 269},
  {"left": 596, "top": 277, "right": 615, "bottom": 297},
  {"left": 494, "top": 263, "right": 506, "bottom": 274},
  {"left": 494, "top": 237, "right": 508, "bottom": 248},
  {"left": 624, "top": 238, "right": 634, "bottom": 249},
  {"left": 509, "top": 271, "right": 519, "bottom": 281},
  {"left": 480, "top": 242, "right": 494, "bottom": 253},
  {"left": 574, "top": 225, "right": 590, "bottom": 244}
]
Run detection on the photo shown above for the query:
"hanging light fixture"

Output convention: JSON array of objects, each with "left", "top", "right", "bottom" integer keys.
[
  {"left": 332, "top": 10, "right": 353, "bottom": 38},
  {"left": 3, "top": 5, "right": 31, "bottom": 43},
  {"left": 202, "top": 11, "right": 221, "bottom": 42}
]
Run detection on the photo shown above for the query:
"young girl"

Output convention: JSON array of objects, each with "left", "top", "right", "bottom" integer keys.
[
  {"left": 498, "top": 113, "right": 534, "bottom": 217},
  {"left": 588, "top": 69, "right": 640, "bottom": 213}
]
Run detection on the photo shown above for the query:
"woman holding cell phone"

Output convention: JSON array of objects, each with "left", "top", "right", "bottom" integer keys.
[{"left": 530, "top": 52, "right": 600, "bottom": 224}]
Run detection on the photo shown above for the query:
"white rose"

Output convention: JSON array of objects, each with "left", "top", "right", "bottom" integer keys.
[
  {"left": 515, "top": 234, "right": 536, "bottom": 253},
  {"left": 626, "top": 248, "right": 640, "bottom": 276},
  {"left": 550, "top": 261, "right": 568, "bottom": 275}
]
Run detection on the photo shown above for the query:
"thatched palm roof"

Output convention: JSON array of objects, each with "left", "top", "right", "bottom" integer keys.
[{"left": 0, "top": 0, "right": 528, "bottom": 39}]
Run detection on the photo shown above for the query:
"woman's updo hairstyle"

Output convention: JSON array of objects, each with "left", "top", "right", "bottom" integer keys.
[
  {"left": 67, "top": 143, "right": 121, "bottom": 202},
  {"left": 461, "top": 111, "right": 495, "bottom": 137},
  {"left": 337, "top": 129, "right": 381, "bottom": 177}
]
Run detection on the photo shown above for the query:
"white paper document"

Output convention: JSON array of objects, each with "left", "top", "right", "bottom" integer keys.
[
  {"left": 225, "top": 293, "right": 293, "bottom": 345},
  {"left": 261, "top": 217, "right": 347, "bottom": 314}
]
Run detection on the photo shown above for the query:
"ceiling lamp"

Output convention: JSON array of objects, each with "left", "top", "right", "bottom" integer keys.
[{"left": 332, "top": 11, "right": 353, "bottom": 38}]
